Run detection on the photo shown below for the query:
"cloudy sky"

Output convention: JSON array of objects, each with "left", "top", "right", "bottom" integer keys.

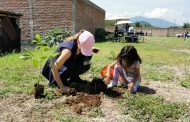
[{"left": 90, "top": 0, "right": 189, "bottom": 25}]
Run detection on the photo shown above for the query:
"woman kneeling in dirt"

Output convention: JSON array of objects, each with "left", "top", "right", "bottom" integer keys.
[
  {"left": 101, "top": 46, "right": 141, "bottom": 94},
  {"left": 42, "top": 30, "right": 99, "bottom": 94}
]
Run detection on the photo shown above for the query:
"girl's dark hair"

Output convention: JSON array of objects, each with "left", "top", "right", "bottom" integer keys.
[{"left": 117, "top": 45, "right": 141, "bottom": 67}]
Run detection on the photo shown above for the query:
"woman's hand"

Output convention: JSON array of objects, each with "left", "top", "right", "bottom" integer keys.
[{"left": 55, "top": 86, "right": 76, "bottom": 96}]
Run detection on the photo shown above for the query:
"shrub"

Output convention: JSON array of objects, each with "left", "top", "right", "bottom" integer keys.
[
  {"left": 42, "top": 28, "right": 72, "bottom": 47},
  {"left": 95, "top": 28, "right": 106, "bottom": 41}
]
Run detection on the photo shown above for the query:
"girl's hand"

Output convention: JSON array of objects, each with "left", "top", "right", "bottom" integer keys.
[
  {"left": 128, "top": 82, "right": 134, "bottom": 92},
  {"left": 103, "top": 77, "right": 110, "bottom": 84}
]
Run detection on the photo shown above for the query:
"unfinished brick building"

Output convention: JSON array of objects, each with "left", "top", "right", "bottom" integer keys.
[{"left": 0, "top": 0, "right": 105, "bottom": 41}]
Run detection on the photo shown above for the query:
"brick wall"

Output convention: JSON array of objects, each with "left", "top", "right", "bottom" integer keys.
[
  {"left": 75, "top": 0, "right": 105, "bottom": 34},
  {"left": 31, "top": 0, "right": 73, "bottom": 38},
  {"left": 0, "top": 0, "right": 105, "bottom": 41}
]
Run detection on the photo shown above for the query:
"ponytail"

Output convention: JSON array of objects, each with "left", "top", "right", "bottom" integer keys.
[{"left": 64, "top": 30, "right": 84, "bottom": 42}]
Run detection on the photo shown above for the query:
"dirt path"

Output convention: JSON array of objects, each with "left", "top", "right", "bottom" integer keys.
[
  {"left": 142, "top": 80, "right": 190, "bottom": 103},
  {"left": 89, "top": 96, "right": 136, "bottom": 122}
]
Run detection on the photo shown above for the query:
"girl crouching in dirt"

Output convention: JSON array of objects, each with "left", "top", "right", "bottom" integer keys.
[
  {"left": 102, "top": 45, "right": 141, "bottom": 94},
  {"left": 42, "top": 30, "right": 99, "bottom": 94}
]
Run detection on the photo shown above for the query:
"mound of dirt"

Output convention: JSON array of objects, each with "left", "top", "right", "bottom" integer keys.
[
  {"left": 63, "top": 78, "right": 127, "bottom": 114},
  {"left": 68, "top": 78, "right": 124, "bottom": 98},
  {"left": 65, "top": 93, "right": 103, "bottom": 114}
]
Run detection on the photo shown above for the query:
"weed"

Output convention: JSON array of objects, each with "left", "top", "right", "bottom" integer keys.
[
  {"left": 90, "top": 107, "right": 105, "bottom": 117},
  {"left": 180, "top": 76, "right": 190, "bottom": 88}
]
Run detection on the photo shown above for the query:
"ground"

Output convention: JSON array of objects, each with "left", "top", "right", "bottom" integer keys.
[{"left": 0, "top": 79, "right": 190, "bottom": 122}]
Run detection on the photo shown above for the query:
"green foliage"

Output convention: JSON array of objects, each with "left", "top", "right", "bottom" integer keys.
[
  {"left": 120, "top": 93, "right": 188, "bottom": 122},
  {"left": 90, "top": 107, "right": 105, "bottom": 117},
  {"left": 95, "top": 28, "right": 106, "bottom": 41},
  {"left": 55, "top": 113, "right": 84, "bottom": 122},
  {"left": 137, "top": 21, "right": 153, "bottom": 27},
  {"left": 180, "top": 76, "right": 190, "bottom": 88},
  {"left": 135, "top": 22, "right": 142, "bottom": 27},
  {"left": 42, "top": 28, "right": 72, "bottom": 47},
  {"left": 143, "top": 64, "right": 174, "bottom": 82},
  {"left": 105, "top": 20, "right": 115, "bottom": 26},
  {"left": 20, "top": 34, "right": 56, "bottom": 83},
  {"left": 105, "top": 32, "right": 115, "bottom": 41},
  {"left": 183, "top": 22, "right": 190, "bottom": 28},
  {"left": 108, "top": 51, "right": 116, "bottom": 60}
]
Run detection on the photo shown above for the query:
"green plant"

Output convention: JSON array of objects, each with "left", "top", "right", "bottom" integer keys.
[
  {"left": 20, "top": 34, "right": 50, "bottom": 83},
  {"left": 20, "top": 34, "right": 58, "bottom": 98},
  {"left": 90, "top": 107, "right": 105, "bottom": 117},
  {"left": 180, "top": 76, "right": 190, "bottom": 89},
  {"left": 108, "top": 51, "right": 116, "bottom": 60},
  {"left": 42, "top": 28, "right": 72, "bottom": 47}
]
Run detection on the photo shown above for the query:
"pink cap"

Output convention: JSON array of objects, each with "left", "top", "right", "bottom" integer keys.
[{"left": 79, "top": 30, "right": 95, "bottom": 56}]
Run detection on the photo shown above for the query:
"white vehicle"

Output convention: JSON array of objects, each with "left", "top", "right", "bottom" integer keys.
[{"left": 176, "top": 33, "right": 190, "bottom": 38}]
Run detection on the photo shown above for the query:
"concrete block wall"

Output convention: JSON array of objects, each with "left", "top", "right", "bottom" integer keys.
[{"left": 106, "top": 26, "right": 189, "bottom": 37}]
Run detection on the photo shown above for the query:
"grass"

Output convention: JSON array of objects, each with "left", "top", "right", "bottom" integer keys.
[
  {"left": 119, "top": 93, "right": 189, "bottom": 122},
  {"left": 0, "top": 36, "right": 190, "bottom": 121}
]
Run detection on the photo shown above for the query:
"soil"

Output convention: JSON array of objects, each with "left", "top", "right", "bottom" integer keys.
[
  {"left": 0, "top": 78, "right": 190, "bottom": 121},
  {"left": 33, "top": 83, "right": 45, "bottom": 99},
  {"left": 63, "top": 78, "right": 126, "bottom": 115},
  {"left": 65, "top": 93, "right": 102, "bottom": 114}
]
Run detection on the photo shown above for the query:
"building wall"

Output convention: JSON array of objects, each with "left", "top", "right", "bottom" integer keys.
[
  {"left": 75, "top": 0, "right": 105, "bottom": 34},
  {"left": 106, "top": 26, "right": 189, "bottom": 37},
  {"left": 0, "top": 0, "right": 105, "bottom": 41},
  {"left": 31, "top": 0, "right": 73, "bottom": 37}
]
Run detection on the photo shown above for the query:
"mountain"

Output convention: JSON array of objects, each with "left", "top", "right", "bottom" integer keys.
[
  {"left": 130, "top": 16, "right": 176, "bottom": 28},
  {"left": 134, "top": 21, "right": 152, "bottom": 27}
]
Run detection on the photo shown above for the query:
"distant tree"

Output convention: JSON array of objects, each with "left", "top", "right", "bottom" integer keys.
[
  {"left": 105, "top": 20, "right": 115, "bottom": 26},
  {"left": 136, "top": 21, "right": 152, "bottom": 27},
  {"left": 135, "top": 22, "right": 141, "bottom": 27},
  {"left": 183, "top": 22, "right": 190, "bottom": 28}
]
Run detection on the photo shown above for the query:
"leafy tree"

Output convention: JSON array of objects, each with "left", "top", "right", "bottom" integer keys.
[
  {"left": 105, "top": 20, "right": 115, "bottom": 26},
  {"left": 183, "top": 22, "right": 190, "bottom": 28},
  {"left": 42, "top": 28, "right": 72, "bottom": 47},
  {"left": 135, "top": 22, "right": 142, "bottom": 27}
]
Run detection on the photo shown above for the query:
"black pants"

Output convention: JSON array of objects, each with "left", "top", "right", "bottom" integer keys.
[
  {"left": 61, "top": 55, "right": 92, "bottom": 85},
  {"left": 42, "top": 54, "right": 92, "bottom": 86}
]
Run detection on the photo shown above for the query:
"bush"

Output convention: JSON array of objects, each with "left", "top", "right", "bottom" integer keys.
[
  {"left": 105, "top": 31, "right": 115, "bottom": 41},
  {"left": 42, "top": 28, "right": 72, "bottom": 47},
  {"left": 95, "top": 28, "right": 106, "bottom": 41}
]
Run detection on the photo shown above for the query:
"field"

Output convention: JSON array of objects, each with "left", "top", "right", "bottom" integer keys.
[{"left": 0, "top": 36, "right": 190, "bottom": 121}]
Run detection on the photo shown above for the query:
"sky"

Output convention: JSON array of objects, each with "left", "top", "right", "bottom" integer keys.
[{"left": 90, "top": 0, "right": 190, "bottom": 25}]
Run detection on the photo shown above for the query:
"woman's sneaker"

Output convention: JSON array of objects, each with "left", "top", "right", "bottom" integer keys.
[{"left": 107, "top": 81, "right": 117, "bottom": 88}]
